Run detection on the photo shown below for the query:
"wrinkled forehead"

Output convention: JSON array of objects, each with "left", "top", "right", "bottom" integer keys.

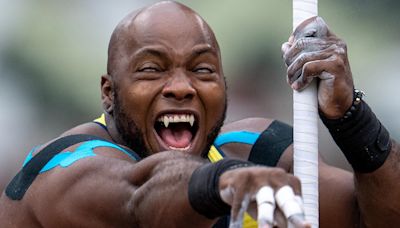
[{"left": 126, "top": 2, "right": 217, "bottom": 51}]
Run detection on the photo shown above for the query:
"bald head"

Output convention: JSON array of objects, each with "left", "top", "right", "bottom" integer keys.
[{"left": 106, "top": 1, "right": 220, "bottom": 77}]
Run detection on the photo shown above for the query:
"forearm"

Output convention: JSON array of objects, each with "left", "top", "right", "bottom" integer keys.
[
  {"left": 320, "top": 98, "right": 400, "bottom": 226},
  {"left": 131, "top": 152, "right": 217, "bottom": 227},
  {"left": 355, "top": 139, "right": 400, "bottom": 227}
]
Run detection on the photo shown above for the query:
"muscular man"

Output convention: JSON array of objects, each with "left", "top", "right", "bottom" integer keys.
[{"left": 1, "top": 1, "right": 399, "bottom": 227}]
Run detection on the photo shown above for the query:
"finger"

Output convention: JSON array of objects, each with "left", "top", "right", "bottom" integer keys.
[
  {"left": 275, "top": 186, "right": 305, "bottom": 222},
  {"left": 281, "top": 42, "right": 292, "bottom": 65},
  {"left": 288, "top": 214, "right": 312, "bottom": 228},
  {"left": 229, "top": 187, "right": 246, "bottom": 221},
  {"left": 283, "top": 38, "right": 330, "bottom": 67},
  {"left": 229, "top": 194, "right": 251, "bottom": 228},
  {"left": 286, "top": 197, "right": 311, "bottom": 228},
  {"left": 287, "top": 47, "right": 336, "bottom": 84},
  {"left": 273, "top": 207, "right": 287, "bottom": 228},
  {"left": 288, "top": 175, "right": 302, "bottom": 196},
  {"left": 269, "top": 204, "right": 309, "bottom": 228},
  {"left": 220, "top": 186, "right": 235, "bottom": 205},
  {"left": 256, "top": 186, "right": 275, "bottom": 228},
  {"left": 287, "top": 179, "right": 310, "bottom": 228},
  {"left": 291, "top": 57, "right": 338, "bottom": 91}
]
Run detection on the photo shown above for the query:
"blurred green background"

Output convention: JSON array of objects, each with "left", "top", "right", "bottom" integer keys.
[{"left": 1, "top": 0, "right": 399, "bottom": 191}]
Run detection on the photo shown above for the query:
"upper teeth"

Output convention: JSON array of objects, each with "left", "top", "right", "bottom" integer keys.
[{"left": 157, "top": 114, "right": 195, "bottom": 128}]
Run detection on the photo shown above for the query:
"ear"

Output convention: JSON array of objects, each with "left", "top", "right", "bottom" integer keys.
[{"left": 101, "top": 74, "right": 114, "bottom": 114}]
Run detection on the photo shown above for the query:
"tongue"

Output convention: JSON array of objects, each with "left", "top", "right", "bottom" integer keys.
[{"left": 160, "top": 127, "right": 193, "bottom": 148}]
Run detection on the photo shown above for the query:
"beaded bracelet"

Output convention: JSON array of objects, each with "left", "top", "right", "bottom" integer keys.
[{"left": 320, "top": 89, "right": 391, "bottom": 173}]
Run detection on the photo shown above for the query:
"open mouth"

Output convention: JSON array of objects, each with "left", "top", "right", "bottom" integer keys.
[{"left": 154, "top": 113, "right": 198, "bottom": 151}]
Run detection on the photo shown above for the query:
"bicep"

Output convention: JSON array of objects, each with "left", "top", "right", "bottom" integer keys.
[{"left": 27, "top": 153, "right": 138, "bottom": 227}]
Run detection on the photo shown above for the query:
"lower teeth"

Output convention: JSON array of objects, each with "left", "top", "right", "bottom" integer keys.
[{"left": 168, "top": 145, "right": 191, "bottom": 151}]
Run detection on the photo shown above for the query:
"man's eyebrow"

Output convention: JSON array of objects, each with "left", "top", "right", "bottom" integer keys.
[
  {"left": 133, "top": 46, "right": 168, "bottom": 59},
  {"left": 131, "top": 45, "right": 218, "bottom": 60},
  {"left": 191, "top": 45, "right": 218, "bottom": 58}
]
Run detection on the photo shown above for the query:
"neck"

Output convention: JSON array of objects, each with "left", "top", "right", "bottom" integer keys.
[{"left": 104, "top": 113, "right": 126, "bottom": 146}]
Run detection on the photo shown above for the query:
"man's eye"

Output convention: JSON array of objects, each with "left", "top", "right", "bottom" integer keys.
[
  {"left": 138, "top": 67, "right": 159, "bottom": 72},
  {"left": 193, "top": 67, "right": 213, "bottom": 73},
  {"left": 137, "top": 62, "right": 163, "bottom": 72}
]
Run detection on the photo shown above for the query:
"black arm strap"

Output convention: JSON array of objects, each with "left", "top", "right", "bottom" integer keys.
[
  {"left": 248, "top": 120, "right": 293, "bottom": 167},
  {"left": 6, "top": 134, "right": 109, "bottom": 200}
]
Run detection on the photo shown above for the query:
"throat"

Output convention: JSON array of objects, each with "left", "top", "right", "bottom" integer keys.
[{"left": 159, "top": 124, "right": 193, "bottom": 149}]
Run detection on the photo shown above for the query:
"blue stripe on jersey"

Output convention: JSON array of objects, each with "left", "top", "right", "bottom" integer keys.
[
  {"left": 23, "top": 140, "right": 138, "bottom": 173},
  {"left": 214, "top": 131, "right": 260, "bottom": 147}
]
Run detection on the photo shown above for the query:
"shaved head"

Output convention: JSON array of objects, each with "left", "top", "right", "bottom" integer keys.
[{"left": 107, "top": 1, "right": 220, "bottom": 77}]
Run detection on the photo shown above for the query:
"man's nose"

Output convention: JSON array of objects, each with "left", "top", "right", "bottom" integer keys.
[{"left": 161, "top": 70, "right": 196, "bottom": 101}]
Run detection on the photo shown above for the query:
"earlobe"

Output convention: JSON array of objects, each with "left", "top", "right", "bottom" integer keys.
[{"left": 101, "top": 74, "right": 114, "bottom": 114}]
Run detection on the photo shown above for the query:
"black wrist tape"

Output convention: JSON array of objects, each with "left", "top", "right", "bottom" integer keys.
[
  {"left": 320, "top": 100, "right": 391, "bottom": 173},
  {"left": 188, "top": 158, "right": 254, "bottom": 219}
]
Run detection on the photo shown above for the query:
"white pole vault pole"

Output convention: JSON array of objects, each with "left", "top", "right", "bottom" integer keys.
[{"left": 292, "top": 0, "right": 319, "bottom": 227}]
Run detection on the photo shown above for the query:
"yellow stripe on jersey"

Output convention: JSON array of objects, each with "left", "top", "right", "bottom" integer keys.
[
  {"left": 207, "top": 146, "right": 258, "bottom": 228},
  {"left": 94, "top": 114, "right": 106, "bottom": 126},
  {"left": 208, "top": 145, "right": 224, "bottom": 163}
]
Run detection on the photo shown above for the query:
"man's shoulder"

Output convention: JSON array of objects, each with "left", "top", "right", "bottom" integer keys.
[
  {"left": 5, "top": 132, "right": 139, "bottom": 201},
  {"left": 60, "top": 121, "right": 111, "bottom": 141},
  {"left": 216, "top": 118, "right": 293, "bottom": 165}
]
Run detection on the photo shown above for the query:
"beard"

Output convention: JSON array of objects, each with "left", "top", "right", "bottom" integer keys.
[
  {"left": 113, "top": 91, "right": 150, "bottom": 158},
  {"left": 200, "top": 100, "right": 226, "bottom": 158},
  {"left": 112, "top": 88, "right": 227, "bottom": 159}
]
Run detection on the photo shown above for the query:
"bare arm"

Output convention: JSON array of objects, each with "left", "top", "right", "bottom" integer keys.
[
  {"left": 354, "top": 140, "right": 400, "bottom": 227},
  {"left": 26, "top": 148, "right": 214, "bottom": 227}
]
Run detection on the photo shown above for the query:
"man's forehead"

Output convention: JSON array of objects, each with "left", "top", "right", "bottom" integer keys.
[{"left": 125, "top": 2, "right": 216, "bottom": 49}]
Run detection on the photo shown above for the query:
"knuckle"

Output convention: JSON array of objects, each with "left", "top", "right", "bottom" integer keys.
[
  {"left": 234, "top": 169, "right": 251, "bottom": 181},
  {"left": 281, "top": 42, "right": 289, "bottom": 53},
  {"left": 295, "top": 38, "right": 305, "bottom": 49},
  {"left": 338, "top": 40, "right": 347, "bottom": 50},
  {"left": 287, "top": 63, "right": 295, "bottom": 75},
  {"left": 302, "top": 62, "right": 312, "bottom": 75},
  {"left": 333, "top": 56, "right": 345, "bottom": 69},
  {"left": 298, "top": 52, "right": 308, "bottom": 64},
  {"left": 287, "top": 73, "right": 293, "bottom": 84},
  {"left": 295, "top": 37, "right": 313, "bottom": 50},
  {"left": 268, "top": 167, "right": 289, "bottom": 188},
  {"left": 270, "top": 167, "right": 287, "bottom": 179},
  {"left": 333, "top": 45, "right": 346, "bottom": 55},
  {"left": 289, "top": 175, "right": 301, "bottom": 189}
]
